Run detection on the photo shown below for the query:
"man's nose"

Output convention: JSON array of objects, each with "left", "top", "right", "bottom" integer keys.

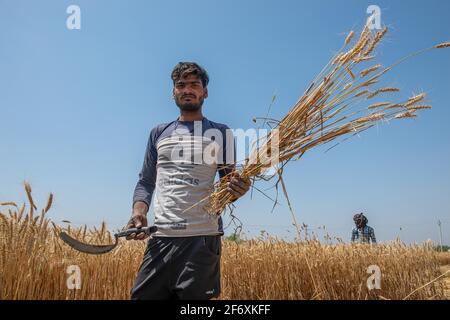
[{"left": 181, "top": 87, "right": 195, "bottom": 96}]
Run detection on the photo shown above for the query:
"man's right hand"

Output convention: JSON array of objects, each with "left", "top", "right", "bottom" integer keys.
[{"left": 125, "top": 201, "right": 149, "bottom": 240}]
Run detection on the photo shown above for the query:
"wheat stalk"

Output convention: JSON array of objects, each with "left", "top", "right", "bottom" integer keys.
[
  {"left": 43, "top": 193, "right": 53, "bottom": 214},
  {"left": 344, "top": 30, "right": 355, "bottom": 45},
  {"left": 435, "top": 42, "right": 450, "bottom": 49}
]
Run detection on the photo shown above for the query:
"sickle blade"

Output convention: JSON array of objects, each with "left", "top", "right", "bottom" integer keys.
[{"left": 59, "top": 232, "right": 118, "bottom": 255}]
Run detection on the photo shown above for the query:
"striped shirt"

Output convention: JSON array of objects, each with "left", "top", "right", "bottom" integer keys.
[
  {"left": 133, "top": 117, "right": 235, "bottom": 237},
  {"left": 351, "top": 225, "right": 377, "bottom": 244}
]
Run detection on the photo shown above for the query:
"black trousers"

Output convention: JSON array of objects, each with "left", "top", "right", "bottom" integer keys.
[{"left": 130, "top": 235, "right": 222, "bottom": 300}]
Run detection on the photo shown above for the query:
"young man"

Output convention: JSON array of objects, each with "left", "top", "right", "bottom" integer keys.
[
  {"left": 127, "top": 62, "right": 251, "bottom": 300},
  {"left": 351, "top": 213, "right": 377, "bottom": 244}
]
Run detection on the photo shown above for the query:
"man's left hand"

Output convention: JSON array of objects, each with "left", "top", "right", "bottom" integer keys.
[{"left": 226, "top": 172, "right": 251, "bottom": 201}]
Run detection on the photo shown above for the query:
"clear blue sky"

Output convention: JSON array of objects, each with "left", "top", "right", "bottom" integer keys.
[{"left": 1, "top": 0, "right": 449, "bottom": 244}]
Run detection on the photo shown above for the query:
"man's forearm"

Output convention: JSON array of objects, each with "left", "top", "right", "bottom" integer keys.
[{"left": 133, "top": 201, "right": 149, "bottom": 217}]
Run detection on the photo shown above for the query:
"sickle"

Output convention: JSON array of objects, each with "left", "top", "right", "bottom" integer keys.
[{"left": 59, "top": 226, "right": 158, "bottom": 255}]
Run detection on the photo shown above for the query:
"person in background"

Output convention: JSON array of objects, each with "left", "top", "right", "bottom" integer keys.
[{"left": 351, "top": 213, "right": 376, "bottom": 244}]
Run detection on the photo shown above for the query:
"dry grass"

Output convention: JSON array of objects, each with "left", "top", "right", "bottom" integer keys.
[
  {"left": 437, "top": 252, "right": 450, "bottom": 266},
  {"left": 0, "top": 185, "right": 447, "bottom": 300}
]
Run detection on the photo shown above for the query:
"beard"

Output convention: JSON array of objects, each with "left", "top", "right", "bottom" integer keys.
[
  {"left": 356, "top": 222, "right": 366, "bottom": 229},
  {"left": 175, "top": 96, "right": 204, "bottom": 112}
]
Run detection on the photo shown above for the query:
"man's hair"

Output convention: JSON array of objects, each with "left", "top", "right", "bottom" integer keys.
[
  {"left": 171, "top": 62, "right": 209, "bottom": 87},
  {"left": 353, "top": 213, "right": 368, "bottom": 225}
]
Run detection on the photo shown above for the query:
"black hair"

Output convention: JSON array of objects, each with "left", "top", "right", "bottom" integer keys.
[{"left": 171, "top": 62, "right": 209, "bottom": 87}]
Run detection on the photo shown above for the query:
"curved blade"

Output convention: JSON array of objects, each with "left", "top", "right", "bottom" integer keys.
[{"left": 59, "top": 232, "right": 118, "bottom": 255}]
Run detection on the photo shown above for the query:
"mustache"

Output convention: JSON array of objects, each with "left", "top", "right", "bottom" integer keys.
[{"left": 181, "top": 94, "right": 196, "bottom": 99}]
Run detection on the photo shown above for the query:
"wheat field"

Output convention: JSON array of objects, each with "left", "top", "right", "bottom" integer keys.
[{"left": 0, "top": 185, "right": 448, "bottom": 300}]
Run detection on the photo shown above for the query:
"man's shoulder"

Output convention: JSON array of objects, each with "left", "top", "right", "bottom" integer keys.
[
  {"left": 148, "top": 121, "right": 176, "bottom": 141},
  {"left": 204, "top": 118, "right": 230, "bottom": 131},
  {"left": 150, "top": 121, "right": 175, "bottom": 133},
  {"left": 147, "top": 118, "right": 231, "bottom": 144}
]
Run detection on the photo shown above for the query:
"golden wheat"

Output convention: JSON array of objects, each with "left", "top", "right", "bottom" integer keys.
[
  {"left": 344, "top": 30, "right": 355, "bottom": 45},
  {"left": 0, "top": 185, "right": 447, "bottom": 300}
]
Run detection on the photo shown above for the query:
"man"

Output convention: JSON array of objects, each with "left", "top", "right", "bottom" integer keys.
[
  {"left": 127, "top": 62, "right": 251, "bottom": 300},
  {"left": 351, "top": 213, "right": 377, "bottom": 244}
]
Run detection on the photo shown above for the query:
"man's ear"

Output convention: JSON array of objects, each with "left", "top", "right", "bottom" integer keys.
[
  {"left": 172, "top": 88, "right": 175, "bottom": 99},
  {"left": 204, "top": 87, "right": 208, "bottom": 99}
]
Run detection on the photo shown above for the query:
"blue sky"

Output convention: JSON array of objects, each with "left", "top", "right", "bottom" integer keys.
[{"left": 1, "top": 0, "right": 449, "bottom": 244}]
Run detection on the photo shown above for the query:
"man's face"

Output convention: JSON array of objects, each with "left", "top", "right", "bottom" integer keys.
[
  {"left": 173, "top": 74, "right": 208, "bottom": 112},
  {"left": 355, "top": 218, "right": 365, "bottom": 229}
]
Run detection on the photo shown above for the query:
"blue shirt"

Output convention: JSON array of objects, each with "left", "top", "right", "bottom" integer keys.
[{"left": 351, "top": 225, "right": 377, "bottom": 244}]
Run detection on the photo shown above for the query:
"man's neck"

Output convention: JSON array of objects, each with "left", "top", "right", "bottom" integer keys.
[{"left": 178, "top": 110, "right": 204, "bottom": 122}]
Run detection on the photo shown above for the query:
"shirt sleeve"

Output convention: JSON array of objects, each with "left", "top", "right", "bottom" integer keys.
[
  {"left": 370, "top": 227, "right": 377, "bottom": 244},
  {"left": 218, "top": 125, "right": 235, "bottom": 179},
  {"left": 132, "top": 129, "right": 158, "bottom": 208},
  {"left": 351, "top": 228, "right": 357, "bottom": 242}
]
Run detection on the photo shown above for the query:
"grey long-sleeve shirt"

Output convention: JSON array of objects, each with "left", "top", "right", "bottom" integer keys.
[{"left": 133, "top": 117, "right": 235, "bottom": 237}]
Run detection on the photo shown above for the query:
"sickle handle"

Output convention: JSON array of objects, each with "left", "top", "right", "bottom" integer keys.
[{"left": 114, "top": 226, "right": 158, "bottom": 238}]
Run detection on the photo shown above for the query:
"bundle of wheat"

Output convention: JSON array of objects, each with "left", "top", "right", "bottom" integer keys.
[{"left": 205, "top": 17, "right": 449, "bottom": 215}]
